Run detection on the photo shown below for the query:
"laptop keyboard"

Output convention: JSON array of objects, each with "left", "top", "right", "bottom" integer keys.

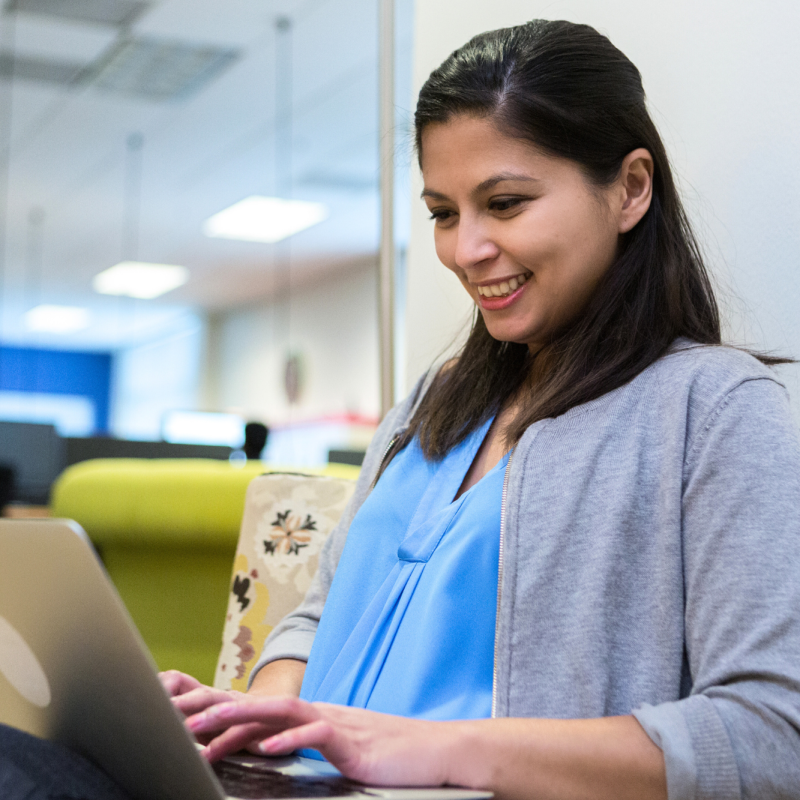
[{"left": 213, "top": 758, "right": 366, "bottom": 799}]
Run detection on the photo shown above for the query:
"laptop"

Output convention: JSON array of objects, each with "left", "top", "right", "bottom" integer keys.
[{"left": 0, "top": 519, "right": 492, "bottom": 800}]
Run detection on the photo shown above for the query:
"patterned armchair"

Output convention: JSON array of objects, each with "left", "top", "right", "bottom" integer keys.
[{"left": 214, "top": 472, "right": 356, "bottom": 690}]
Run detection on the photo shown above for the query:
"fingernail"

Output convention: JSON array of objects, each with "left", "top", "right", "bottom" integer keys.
[{"left": 259, "top": 737, "right": 279, "bottom": 754}]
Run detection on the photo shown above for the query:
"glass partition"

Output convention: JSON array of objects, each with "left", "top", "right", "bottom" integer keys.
[{"left": 0, "top": 0, "right": 413, "bottom": 491}]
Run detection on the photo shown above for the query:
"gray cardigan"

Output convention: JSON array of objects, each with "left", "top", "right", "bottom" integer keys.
[{"left": 254, "top": 342, "right": 800, "bottom": 800}]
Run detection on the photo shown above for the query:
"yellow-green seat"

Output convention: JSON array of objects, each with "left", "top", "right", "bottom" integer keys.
[{"left": 50, "top": 458, "right": 360, "bottom": 684}]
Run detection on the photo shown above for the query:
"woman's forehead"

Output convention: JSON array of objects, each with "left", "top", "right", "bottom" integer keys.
[{"left": 420, "top": 117, "right": 574, "bottom": 195}]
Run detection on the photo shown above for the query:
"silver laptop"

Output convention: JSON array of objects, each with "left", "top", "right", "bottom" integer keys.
[{"left": 0, "top": 519, "right": 492, "bottom": 800}]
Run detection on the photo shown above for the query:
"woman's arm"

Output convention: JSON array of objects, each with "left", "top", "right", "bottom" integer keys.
[
  {"left": 444, "top": 715, "right": 666, "bottom": 800},
  {"left": 639, "top": 376, "right": 800, "bottom": 798},
  {"left": 187, "top": 698, "right": 666, "bottom": 800},
  {"left": 248, "top": 658, "right": 306, "bottom": 697}
]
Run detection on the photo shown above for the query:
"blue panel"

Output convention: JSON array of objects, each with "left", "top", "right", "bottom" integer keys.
[{"left": 0, "top": 347, "right": 113, "bottom": 433}]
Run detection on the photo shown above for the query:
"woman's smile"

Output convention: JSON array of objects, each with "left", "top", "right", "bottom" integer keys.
[{"left": 474, "top": 272, "right": 529, "bottom": 310}]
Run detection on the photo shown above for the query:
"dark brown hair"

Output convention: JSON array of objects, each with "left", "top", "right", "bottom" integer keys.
[{"left": 400, "top": 19, "right": 788, "bottom": 461}]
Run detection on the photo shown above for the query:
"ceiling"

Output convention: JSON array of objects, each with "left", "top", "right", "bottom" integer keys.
[{"left": 0, "top": 0, "right": 414, "bottom": 349}]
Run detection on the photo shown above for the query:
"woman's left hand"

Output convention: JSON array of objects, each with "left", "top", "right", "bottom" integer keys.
[{"left": 186, "top": 696, "right": 454, "bottom": 787}]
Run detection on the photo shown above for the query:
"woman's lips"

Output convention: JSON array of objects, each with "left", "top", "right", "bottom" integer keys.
[{"left": 477, "top": 279, "right": 528, "bottom": 310}]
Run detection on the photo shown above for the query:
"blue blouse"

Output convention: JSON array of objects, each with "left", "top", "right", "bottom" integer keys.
[{"left": 299, "top": 418, "right": 509, "bottom": 755}]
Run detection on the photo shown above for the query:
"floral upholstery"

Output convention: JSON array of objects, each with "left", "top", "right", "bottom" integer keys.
[{"left": 214, "top": 472, "right": 355, "bottom": 690}]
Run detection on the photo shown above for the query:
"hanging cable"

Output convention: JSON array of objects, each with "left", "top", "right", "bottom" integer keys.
[
  {"left": 274, "top": 16, "right": 298, "bottom": 420},
  {"left": 123, "top": 132, "right": 144, "bottom": 263},
  {"left": 23, "top": 207, "right": 44, "bottom": 394}
]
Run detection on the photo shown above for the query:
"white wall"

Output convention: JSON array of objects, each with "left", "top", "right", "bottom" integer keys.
[
  {"left": 407, "top": 0, "right": 800, "bottom": 421},
  {"left": 212, "top": 261, "right": 379, "bottom": 426}
]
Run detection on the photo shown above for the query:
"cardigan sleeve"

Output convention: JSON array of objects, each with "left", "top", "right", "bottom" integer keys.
[{"left": 634, "top": 376, "right": 800, "bottom": 800}]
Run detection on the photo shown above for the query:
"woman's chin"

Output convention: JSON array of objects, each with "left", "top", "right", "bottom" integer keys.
[{"left": 483, "top": 321, "right": 541, "bottom": 350}]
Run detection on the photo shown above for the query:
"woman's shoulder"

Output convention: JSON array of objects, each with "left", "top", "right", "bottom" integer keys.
[
  {"left": 653, "top": 338, "right": 783, "bottom": 395},
  {"left": 641, "top": 339, "right": 791, "bottom": 443}
]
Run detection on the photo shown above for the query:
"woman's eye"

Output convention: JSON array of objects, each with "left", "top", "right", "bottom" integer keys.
[
  {"left": 489, "top": 198, "right": 519, "bottom": 212},
  {"left": 428, "top": 209, "right": 456, "bottom": 223}
]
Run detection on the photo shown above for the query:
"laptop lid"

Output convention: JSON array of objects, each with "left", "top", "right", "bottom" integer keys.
[
  {"left": 0, "top": 519, "right": 492, "bottom": 800},
  {"left": 0, "top": 518, "right": 225, "bottom": 800}
]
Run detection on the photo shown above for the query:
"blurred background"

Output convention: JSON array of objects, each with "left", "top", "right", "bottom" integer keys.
[{"left": 0, "top": 0, "right": 416, "bottom": 507}]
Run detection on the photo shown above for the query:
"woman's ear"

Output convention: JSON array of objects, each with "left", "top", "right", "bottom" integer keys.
[{"left": 618, "top": 148, "right": 654, "bottom": 233}]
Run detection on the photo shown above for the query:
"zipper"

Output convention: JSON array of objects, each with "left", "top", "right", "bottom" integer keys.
[
  {"left": 491, "top": 447, "right": 515, "bottom": 718},
  {"left": 369, "top": 434, "right": 400, "bottom": 492}
]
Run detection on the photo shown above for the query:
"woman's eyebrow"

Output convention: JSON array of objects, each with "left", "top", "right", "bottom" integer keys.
[
  {"left": 473, "top": 173, "right": 541, "bottom": 194},
  {"left": 420, "top": 187, "right": 449, "bottom": 201},
  {"left": 421, "top": 173, "right": 541, "bottom": 200}
]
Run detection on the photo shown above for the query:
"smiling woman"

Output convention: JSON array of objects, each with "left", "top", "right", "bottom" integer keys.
[
  {"left": 156, "top": 19, "right": 800, "bottom": 800},
  {"left": 8, "top": 16, "right": 798, "bottom": 800}
]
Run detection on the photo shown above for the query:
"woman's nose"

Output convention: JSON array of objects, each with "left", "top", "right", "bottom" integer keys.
[{"left": 453, "top": 219, "right": 500, "bottom": 270}]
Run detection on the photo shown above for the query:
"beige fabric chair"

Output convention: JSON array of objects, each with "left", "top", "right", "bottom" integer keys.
[{"left": 214, "top": 472, "right": 356, "bottom": 690}]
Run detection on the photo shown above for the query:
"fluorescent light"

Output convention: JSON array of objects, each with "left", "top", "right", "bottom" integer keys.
[
  {"left": 203, "top": 195, "right": 329, "bottom": 243},
  {"left": 24, "top": 305, "right": 90, "bottom": 334},
  {"left": 93, "top": 261, "right": 189, "bottom": 299}
]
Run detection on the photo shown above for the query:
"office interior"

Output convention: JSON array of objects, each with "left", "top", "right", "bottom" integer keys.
[{"left": 0, "top": 0, "right": 798, "bottom": 679}]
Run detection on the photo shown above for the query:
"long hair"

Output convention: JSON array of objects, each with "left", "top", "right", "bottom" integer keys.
[{"left": 400, "top": 19, "right": 788, "bottom": 461}]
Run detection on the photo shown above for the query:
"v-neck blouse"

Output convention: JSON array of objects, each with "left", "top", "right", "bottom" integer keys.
[{"left": 298, "top": 418, "right": 510, "bottom": 728}]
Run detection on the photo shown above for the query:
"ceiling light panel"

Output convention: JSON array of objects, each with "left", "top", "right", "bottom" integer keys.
[
  {"left": 204, "top": 196, "right": 329, "bottom": 244},
  {"left": 4, "top": 0, "right": 149, "bottom": 28},
  {"left": 93, "top": 261, "right": 189, "bottom": 299},
  {"left": 25, "top": 304, "right": 90, "bottom": 333},
  {"left": 84, "top": 36, "right": 239, "bottom": 102}
]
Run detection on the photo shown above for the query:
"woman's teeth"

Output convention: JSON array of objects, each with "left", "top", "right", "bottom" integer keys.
[{"left": 476, "top": 273, "right": 528, "bottom": 298}]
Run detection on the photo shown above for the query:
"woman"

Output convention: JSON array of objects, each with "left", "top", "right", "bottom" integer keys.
[{"left": 169, "top": 19, "right": 799, "bottom": 800}]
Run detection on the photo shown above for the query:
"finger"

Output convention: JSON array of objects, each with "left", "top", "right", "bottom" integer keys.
[
  {"left": 159, "top": 670, "right": 200, "bottom": 697},
  {"left": 259, "top": 719, "right": 335, "bottom": 758},
  {"left": 260, "top": 718, "right": 363, "bottom": 777},
  {"left": 173, "top": 687, "right": 240, "bottom": 717},
  {"left": 188, "top": 696, "right": 317, "bottom": 735},
  {"left": 202, "top": 722, "right": 279, "bottom": 763}
]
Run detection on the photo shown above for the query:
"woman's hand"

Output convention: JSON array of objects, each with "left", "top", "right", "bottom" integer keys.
[
  {"left": 171, "top": 671, "right": 666, "bottom": 799},
  {"left": 159, "top": 669, "right": 206, "bottom": 698},
  {"left": 186, "top": 696, "right": 453, "bottom": 788},
  {"left": 159, "top": 670, "right": 247, "bottom": 745},
  {"left": 159, "top": 670, "right": 246, "bottom": 717}
]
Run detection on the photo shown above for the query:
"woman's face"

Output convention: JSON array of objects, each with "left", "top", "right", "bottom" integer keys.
[{"left": 420, "top": 115, "right": 643, "bottom": 353}]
